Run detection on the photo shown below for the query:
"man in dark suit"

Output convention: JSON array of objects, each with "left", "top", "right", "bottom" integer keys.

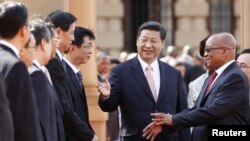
[
  {"left": 45, "top": 10, "right": 98, "bottom": 141},
  {"left": 0, "top": 74, "right": 14, "bottom": 141},
  {"left": 143, "top": 32, "right": 249, "bottom": 141},
  {"left": 28, "top": 19, "right": 66, "bottom": 141},
  {"left": 0, "top": 2, "right": 43, "bottom": 141},
  {"left": 98, "top": 21, "right": 190, "bottom": 141},
  {"left": 64, "top": 26, "right": 97, "bottom": 139},
  {"left": 236, "top": 48, "right": 250, "bottom": 124}
]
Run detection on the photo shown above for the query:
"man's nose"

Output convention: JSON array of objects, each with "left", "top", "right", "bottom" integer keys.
[{"left": 145, "top": 41, "right": 153, "bottom": 48}]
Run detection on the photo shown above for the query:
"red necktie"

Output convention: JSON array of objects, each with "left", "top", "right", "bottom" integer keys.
[{"left": 205, "top": 72, "right": 218, "bottom": 96}]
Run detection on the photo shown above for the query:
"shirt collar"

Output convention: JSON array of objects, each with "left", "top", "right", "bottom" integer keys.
[
  {"left": 56, "top": 49, "right": 63, "bottom": 61},
  {"left": 215, "top": 60, "right": 235, "bottom": 75},
  {"left": 33, "top": 60, "right": 42, "bottom": 70},
  {"left": 0, "top": 40, "right": 20, "bottom": 57},
  {"left": 137, "top": 55, "right": 159, "bottom": 72},
  {"left": 64, "top": 58, "right": 79, "bottom": 74}
]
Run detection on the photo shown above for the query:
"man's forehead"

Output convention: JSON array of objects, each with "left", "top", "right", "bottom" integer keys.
[{"left": 237, "top": 54, "right": 250, "bottom": 63}]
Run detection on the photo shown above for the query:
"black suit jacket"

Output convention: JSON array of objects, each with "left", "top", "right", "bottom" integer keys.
[
  {"left": 29, "top": 65, "right": 66, "bottom": 141},
  {"left": 99, "top": 56, "right": 190, "bottom": 141},
  {"left": 173, "top": 62, "right": 249, "bottom": 141},
  {"left": 0, "top": 44, "right": 43, "bottom": 141},
  {"left": 0, "top": 74, "right": 14, "bottom": 141},
  {"left": 46, "top": 54, "right": 94, "bottom": 141},
  {"left": 65, "top": 63, "right": 94, "bottom": 133}
]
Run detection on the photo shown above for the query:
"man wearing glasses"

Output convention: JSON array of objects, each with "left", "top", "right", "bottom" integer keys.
[
  {"left": 143, "top": 32, "right": 249, "bottom": 141},
  {"left": 45, "top": 11, "right": 98, "bottom": 141},
  {"left": 64, "top": 26, "right": 99, "bottom": 141},
  {"left": 237, "top": 48, "right": 250, "bottom": 124}
]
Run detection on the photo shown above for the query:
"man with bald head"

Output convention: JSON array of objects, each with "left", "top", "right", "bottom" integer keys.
[{"left": 143, "top": 32, "right": 249, "bottom": 141}]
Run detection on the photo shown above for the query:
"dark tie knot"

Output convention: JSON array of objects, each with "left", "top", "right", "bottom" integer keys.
[
  {"left": 76, "top": 71, "right": 82, "bottom": 81},
  {"left": 76, "top": 71, "right": 83, "bottom": 88},
  {"left": 61, "top": 59, "right": 67, "bottom": 71}
]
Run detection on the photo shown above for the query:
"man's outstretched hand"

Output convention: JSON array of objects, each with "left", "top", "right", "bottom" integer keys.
[
  {"left": 142, "top": 113, "right": 173, "bottom": 141},
  {"left": 97, "top": 77, "right": 111, "bottom": 98}
]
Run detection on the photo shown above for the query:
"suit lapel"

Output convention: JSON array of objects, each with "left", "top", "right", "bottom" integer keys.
[
  {"left": 131, "top": 57, "right": 156, "bottom": 103},
  {"left": 198, "top": 62, "right": 237, "bottom": 106},
  {"left": 206, "top": 63, "right": 236, "bottom": 94},
  {"left": 65, "top": 63, "right": 83, "bottom": 98},
  {"left": 157, "top": 61, "right": 166, "bottom": 103},
  {"left": 196, "top": 76, "right": 210, "bottom": 107},
  {"left": 0, "top": 44, "right": 18, "bottom": 58}
]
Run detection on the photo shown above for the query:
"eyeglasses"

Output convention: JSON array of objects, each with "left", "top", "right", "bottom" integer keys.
[
  {"left": 52, "top": 37, "right": 61, "bottom": 42},
  {"left": 237, "top": 62, "right": 250, "bottom": 68},
  {"left": 25, "top": 45, "right": 36, "bottom": 50},
  {"left": 204, "top": 46, "right": 234, "bottom": 53},
  {"left": 80, "top": 45, "right": 93, "bottom": 49}
]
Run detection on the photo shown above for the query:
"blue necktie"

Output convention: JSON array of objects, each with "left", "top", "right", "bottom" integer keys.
[
  {"left": 76, "top": 71, "right": 83, "bottom": 88},
  {"left": 61, "top": 59, "right": 67, "bottom": 72}
]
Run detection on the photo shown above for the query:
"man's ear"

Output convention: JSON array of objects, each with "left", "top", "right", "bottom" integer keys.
[
  {"left": 67, "top": 45, "right": 75, "bottom": 53},
  {"left": 221, "top": 48, "right": 229, "bottom": 57},
  {"left": 40, "top": 39, "right": 47, "bottom": 51},
  {"left": 136, "top": 39, "right": 139, "bottom": 47},
  {"left": 19, "top": 25, "right": 30, "bottom": 42},
  {"left": 56, "top": 27, "right": 63, "bottom": 36},
  {"left": 161, "top": 40, "right": 165, "bottom": 49},
  {"left": 19, "top": 48, "right": 25, "bottom": 58},
  {"left": 19, "top": 25, "right": 28, "bottom": 36}
]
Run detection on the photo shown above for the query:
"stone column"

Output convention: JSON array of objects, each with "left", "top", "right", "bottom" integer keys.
[
  {"left": 240, "top": 0, "right": 250, "bottom": 50},
  {"left": 69, "top": 1, "right": 107, "bottom": 141}
]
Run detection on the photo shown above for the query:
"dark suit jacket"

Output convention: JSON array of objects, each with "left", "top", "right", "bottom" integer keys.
[
  {"left": 172, "top": 62, "right": 249, "bottom": 141},
  {"left": 0, "top": 44, "right": 43, "bottom": 141},
  {"left": 99, "top": 56, "right": 190, "bottom": 141},
  {"left": 0, "top": 74, "right": 14, "bottom": 141},
  {"left": 65, "top": 63, "right": 94, "bottom": 133},
  {"left": 28, "top": 65, "right": 66, "bottom": 141},
  {"left": 46, "top": 54, "right": 94, "bottom": 141}
]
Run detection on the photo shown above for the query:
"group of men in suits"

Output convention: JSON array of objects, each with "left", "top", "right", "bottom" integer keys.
[
  {"left": 1, "top": 1, "right": 249, "bottom": 141},
  {"left": 0, "top": 1, "right": 98, "bottom": 141},
  {"left": 45, "top": 10, "right": 99, "bottom": 141},
  {"left": 0, "top": 2, "right": 43, "bottom": 141},
  {"left": 142, "top": 33, "right": 250, "bottom": 141},
  {"left": 97, "top": 21, "right": 250, "bottom": 141}
]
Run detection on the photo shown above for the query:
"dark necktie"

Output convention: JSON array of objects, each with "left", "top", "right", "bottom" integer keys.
[
  {"left": 205, "top": 72, "right": 218, "bottom": 96},
  {"left": 76, "top": 71, "right": 83, "bottom": 88},
  {"left": 61, "top": 59, "right": 67, "bottom": 72}
]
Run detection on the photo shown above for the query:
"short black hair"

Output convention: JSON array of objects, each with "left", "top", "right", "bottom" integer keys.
[
  {"left": 199, "top": 35, "right": 211, "bottom": 57},
  {"left": 29, "top": 19, "right": 51, "bottom": 46},
  {"left": 45, "top": 10, "right": 77, "bottom": 31},
  {"left": 71, "top": 26, "right": 95, "bottom": 48},
  {"left": 111, "top": 58, "right": 121, "bottom": 65},
  {"left": 0, "top": 1, "right": 28, "bottom": 38},
  {"left": 46, "top": 22, "right": 56, "bottom": 38},
  {"left": 240, "top": 48, "right": 250, "bottom": 54},
  {"left": 137, "top": 21, "right": 166, "bottom": 41}
]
